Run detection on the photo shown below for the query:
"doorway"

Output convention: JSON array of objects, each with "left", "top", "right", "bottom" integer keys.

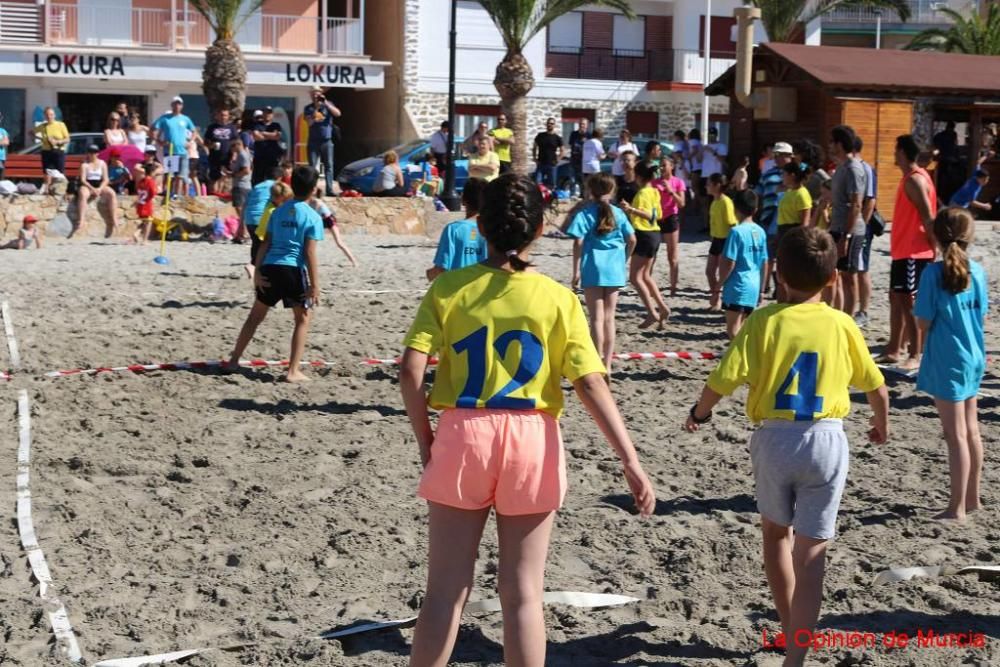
[{"left": 57, "top": 93, "right": 148, "bottom": 134}]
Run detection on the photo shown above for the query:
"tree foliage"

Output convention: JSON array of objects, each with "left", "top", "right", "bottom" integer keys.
[
  {"left": 906, "top": 4, "right": 1000, "bottom": 55},
  {"left": 752, "top": 0, "right": 912, "bottom": 43}
]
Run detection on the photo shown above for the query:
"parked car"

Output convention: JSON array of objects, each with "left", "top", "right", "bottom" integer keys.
[
  {"left": 337, "top": 138, "right": 469, "bottom": 195},
  {"left": 16, "top": 133, "right": 107, "bottom": 156}
]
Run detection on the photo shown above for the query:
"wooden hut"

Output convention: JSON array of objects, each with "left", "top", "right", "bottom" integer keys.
[{"left": 707, "top": 43, "right": 1000, "bottom": 220}]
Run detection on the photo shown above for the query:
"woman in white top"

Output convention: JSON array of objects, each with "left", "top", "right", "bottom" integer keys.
[
  {"left": 608, "top": 129, "right": 637, "bottom": 178},
  {"left": 73, "top": 145, "right": 119, "bottom": 239},
  {"left": 581, "top": 127, "right": 606, "bottom": 193},
  {"left": 374, "top": 150, "right": 405, "bottom": 196},
  {"left": 103, "top": 112, "right": 128, "bottom": 147},
  {"left": 126, "top": 112, "right": 149, "bottom": 153},
  {"left": 700, "top": 127, "right": 728, "bottom": 179}
]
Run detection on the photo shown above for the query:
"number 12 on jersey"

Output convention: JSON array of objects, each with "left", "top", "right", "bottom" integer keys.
[
  {"left": 452, "top": 326, "right": 544, "bottom": 409},
  {"left": 774, "top": 352, "right": 824, "bottom": 421}
]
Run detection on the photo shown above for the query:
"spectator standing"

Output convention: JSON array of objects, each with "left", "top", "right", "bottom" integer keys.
[
  {"left": 755, "top": 141, "right": 792, "bottom": 294},
  {"left": 687, "top": 128, "right": 704, "bottom": 198},
  {"left": 252, "top": 106, "right": 284, "bottom": 186},
  {"left": 229, "top": 138, "right": 253, "bottom": 225},
  {"left": 644, "top": 140, "right": 662, "bottom": 169},
  {"left": 467, "top": 137, "right": 500, "bottom": 182},
  {"left": 882, "top": 134, "right": 938, "bottom": 370},
  {"left": 374, "top": 150, "right": 406, "bottom": 196},
  {"left": 854, "top": 137, "right": 879, "bottom": 328},
  {"left": 532, "top": 117, "right": 564, "bottom": 188},
  {"left": 239, "top": 109, "right": 259, "bottom": 156},
  {"left": 489, "top": 112, "right": 514, "bottom": 175},
  {"left": 35, "top": 107, "right": 69, "bottom": 191},
  {"left": 304, "top": 86, "right": 342, "bottom": 196},
  {"left": 104, "top": 112, "right": 128, "bottom": 147},
  {"left": 827, "top": 125, "right": 868, "bottom": 316},
  {"left": 609, "top": 129, "right": 637, "bottom": 178},
  {"left": 0, "top": 121, "right": 8, "bottom": 181},
  {"left": 125, "top": 112, "right": 150, "bottom": 154},
  {"left": 615, "top": 152, "right": 639, "bottom": 205},
  {"left": 152, "top": 96, "right": 197, "bottom": 196},
  {"left": 205, "top": 109, "right": 238, "bottom": 194},
  {"left": 114, "top": 101, "right": 129, "bottom": 119},
  {"left": 700, "top": 128, "right": 728, "bottom": 182},
  {"left": 568, "top": 117, "right": 591, "bottom": 187},
  {"left": 933, "top": 120, "right": 962, "bottom": 204},
  {"left": 462, "top": 121, "right": 494, "bottom": 155},
  {"left": 429, "top": 121, "right": 450, "bottom": 172},
  {"left": 581, "top": 128, "right": 605, "bottom": 190}
]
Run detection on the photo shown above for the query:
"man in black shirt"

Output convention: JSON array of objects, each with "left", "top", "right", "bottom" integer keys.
[
  {"left": 204, "top": 109, "right": 238, "bottom": 193},
  {"left": 533, "top": 117, "right": 564, "bottom": 189},
  {"left": 251, "top": 106, "right": 284, "bottom": 185},
  {"left": 568, "top": 117, "right": 591, "bottom": 190}
]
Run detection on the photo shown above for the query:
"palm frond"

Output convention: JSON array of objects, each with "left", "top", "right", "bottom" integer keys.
[
  {"left": 477, "top": 0, "right": 634, "bottom": 52},
  {"left": 188, "top": 0, "right": 265, "bottom": 41},
  {"left": 803, "top": 0, "right": 912, "bottom": 25},
  {"left": 753, "top": 0, "right": 913, "bottom": 42},
  {"left": 905, "top": 4, "right": 1000, "bottom": 55}
]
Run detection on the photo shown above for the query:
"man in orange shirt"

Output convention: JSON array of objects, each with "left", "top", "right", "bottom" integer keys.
[{"left": 881, "top": 134, "right": 937, "bottom": 370}]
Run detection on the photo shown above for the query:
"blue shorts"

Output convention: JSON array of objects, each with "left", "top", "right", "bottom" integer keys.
[{"left": 750, "top": 419, "right": 849, "bottom": 540}]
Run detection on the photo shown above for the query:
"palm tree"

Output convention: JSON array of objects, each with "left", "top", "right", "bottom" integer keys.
[
  {"left": 752, "top": 0, "right": 911, "bottom": 43},
  {"left": 189, "top": 0, "right": 264, "bottom": 115},
  {"left": 906, "top": 4, "right": 1000, "bottom": 54},
  {"left": 478, "top": 0, "right": 634, "bottom": 174}
]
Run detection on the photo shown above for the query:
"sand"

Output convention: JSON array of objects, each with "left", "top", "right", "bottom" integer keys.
[{"left": 0, "top": 225, "right": 998, "bottom": 666}]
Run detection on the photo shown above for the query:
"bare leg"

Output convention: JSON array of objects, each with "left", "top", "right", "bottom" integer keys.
[
  {"left": 583, "top": 287, "right": 605, "bottom": 364},
  {"left": 882, "top": 291, "right": 904, "bottom": 361},
  {"left": 934, "top": 399, "right": 970, "bottom": 520},
  {"left": 706, "top": 254, "right": 721, "bottom": 311},
  {"left": 228, "top": 300, "right": 270, "bottom": 365},
  {"left": 642, "top": 262, "right": 670, "bottom": 328},
  {"left": 630, "top": 257, "right": 658, "bottom": 328},
  {"left": 665, "top": 231, "right": 679, "bottom": 296},
  {"left": 763, "top": 259, "right": 775, "bottom": 298},
  {"left": 103, "top": 189, "right": 119, "bottom": 238},
  {"left": 497, "top": 511, "right": 556, "bottom": 667},
  {"left": 859, "top": 270, "right": 872, "bottom": 315},
  {"left": 410, "top": 503, "right": 490, "bottom": 667},
  {"left": 71, "top": 189, "right": 93, "bottom": 239},
  {"left": 900, "top": 291, "right": 923, "bottom": 369},
  {"left": 841, "top": 271, "right": 857, "bottom": 316},
  {"left": 603, "top": 288, "right": 619, "bottom": 372},
  {"left": 965, "top": 397, "right": 983, "bottom": 512},
  {"left": 761, "top": 518, "right": 794, "bottom": 635},
  {"left": 332, "top": 226, "right": 358, "bottom": 266},
  {"left": 725, "top": 310, "right": 745, "bottom": 340},
  {"left": 285, "top": 306, "right": 312, "bottom": 382},
  {"left": 782, "top": 535, "right": 829, "bottom": 667}
]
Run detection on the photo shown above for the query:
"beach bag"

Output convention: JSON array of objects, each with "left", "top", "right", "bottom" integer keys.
[
  {"left": 16, "top": 182, "right": 38, "bottom": 195},
  {"left": 869, "top": 209, "right": 886, "bottom": 236},
  {"left": 0, "top": 180, "right": 15, "bottom": 195}
]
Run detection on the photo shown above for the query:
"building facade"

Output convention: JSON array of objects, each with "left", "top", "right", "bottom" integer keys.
[
  {"left": 0, "top": 0, "right": 387, "bottom": 154},
  {"left": 820, "top": 0, "right": 981, "bottom": 49}
]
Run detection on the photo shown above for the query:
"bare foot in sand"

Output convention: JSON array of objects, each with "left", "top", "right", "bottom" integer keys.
[
  {"left": 933, "top": 510, "right": 966, "bottom": 522},
  {"left": 899, "top": 356, "right": 921, "bottom": 371},
  {"left": 244, "top": 264, "right": 255, "bottom": 279},
  {"left": 874, "top": 353, "right": 900, "bottom": 365},
  {"left": 284, "top": 372, "right": 311, "bottom": 383},
  {"left": 639, "top": 314, "right": 658, "bottom": 330}
]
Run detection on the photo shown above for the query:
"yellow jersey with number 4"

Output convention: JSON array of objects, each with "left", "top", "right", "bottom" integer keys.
[
  {"left": 707, "top": 302, "right": 884, "bottom": 423},
  {"left": 404, "top": 264, "right": 605, "bottom": 418}
]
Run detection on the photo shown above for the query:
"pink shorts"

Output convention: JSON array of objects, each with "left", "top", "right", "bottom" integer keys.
[{"left": 418, "top": 409, "right": 567, "bottom": 516}]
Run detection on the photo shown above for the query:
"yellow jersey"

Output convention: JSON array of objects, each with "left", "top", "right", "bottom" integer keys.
[
  {"left": 630, "top": 185, "right": 662, "bottom": 232},
  {"left": 255, "top": 202, "right": 276, "bottom": 240},
  {"left": 707, "top": 302, "right": 884, "bottom": 423},
  {"left": 778, "top": 186, "right": 813, "bottom": 226},
  {"left": 404, "top": 264, "right": 605, "bottom": 419},
  {"left": 709, "top": 194, "right": 737, "bottom": 239},
  {"left": 490, "top": 127, "right": 514, "bottom": 163},
  {"left": 38, "top": 121, "right": 69, "bottom": 152}
]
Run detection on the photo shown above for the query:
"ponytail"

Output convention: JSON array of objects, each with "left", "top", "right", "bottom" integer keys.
[
  {"left": 586, "top": 173, "right": 618, "bottom": 235},
  {"left": 479, "top": 174, "right": 545, "bottom": 271},
  {"left": 933, "top": 207, "right": 975, "bottom": 294}
]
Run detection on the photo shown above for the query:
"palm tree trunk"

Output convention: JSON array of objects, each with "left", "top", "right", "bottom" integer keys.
[
  {"left": 494, "top": 51, "right": 535, "bottom": 175},
  {"left": 203, "top": 39, "right": 248, "bottom": 116}
]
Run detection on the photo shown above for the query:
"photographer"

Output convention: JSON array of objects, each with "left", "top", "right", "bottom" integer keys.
[{"left": 304, "top": 85, "right": 342, "bottom": 197}]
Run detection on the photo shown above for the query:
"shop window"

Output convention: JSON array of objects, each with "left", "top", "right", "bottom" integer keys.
[{"left": 0, "top": 89, "right": 27, "bottom": 150}]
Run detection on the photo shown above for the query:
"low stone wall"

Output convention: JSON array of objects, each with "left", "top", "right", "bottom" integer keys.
[{"left": 0, "top": 194, "right": 436, "bottom": 240}]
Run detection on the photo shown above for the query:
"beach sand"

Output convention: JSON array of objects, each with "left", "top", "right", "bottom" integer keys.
[{"left": 0, "top": 226, "right": 998, "bottom": 666}]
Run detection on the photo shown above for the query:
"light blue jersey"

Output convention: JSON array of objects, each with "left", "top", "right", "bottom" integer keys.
[
  {"left": 721, "top": 221, "right": 768, "bottom": 308},
  {"left": 914, "top": 260, "right": 988, "bottom": 401},
  {"left": 153, "top": 113, "right": 196, "bottom": 155},
  {"left": 564, "top": 202, "right": 634, "bottom": 288},
  {"left": 433, "top": 218, "right": 487, "bottom": 271},
  {"left": 262, "top": 200, "right": 325, "bottom": 268},
  {"left": 243, "top": 179, "right": 275, "bottom": 227}
]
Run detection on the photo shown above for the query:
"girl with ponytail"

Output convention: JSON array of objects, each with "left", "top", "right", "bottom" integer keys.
[
  {"left": 566, "top": 172, "right": 637, "bottom": 371},
  {"left": 401, "top": 173, "right": 655, "bottom": 665},
  {"left": 913, "top": 206, "right": 989, "bottom": 521}
]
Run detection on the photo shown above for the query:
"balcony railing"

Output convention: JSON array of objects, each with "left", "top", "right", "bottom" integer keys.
[
  {"left": 546, "top": 47, "right": 736, "bottom": 85},
  {"left": 38, "top": 3, "right": 364, "bottom": 56},
  {"left": 823, "top": 0, "right": 979, "bottom": 23}
]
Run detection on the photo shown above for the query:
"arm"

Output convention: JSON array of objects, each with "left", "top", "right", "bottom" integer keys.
[
  {"left": 426, "top": 265, "right": 445, "bottom": 281},
  {"left": 571, "top": 238, "right": 583, "bottom": 289},
  {"left": 865, "top": 385, "right": 890, "bottom": 444},
  {"left": 862, "top": 198, "right": 876, "bottom": 224},
  {"left": 684, "top": 385, "right": 724, "bottom": 431},
  {"left": 395, "top": 165, "right": 404, "bottom": 187},
  {"left": 970, "top": 200, "right": 992, "bottom": 212},
  {"left": 99, "top": 163, "right": 109, "bottom": 190},
  {"left": 34, "top": 230, "right": 43, "bottom": 250},
  {"left": 572, "top": 373, "right": 655, "bottom": 516},
  {"left": 325, "top": 100, "right": 342, "bottom": 118},
  {"left": 400, "top": 348, "right": 435, "bottom": 466},
  {"left": 903, "top": 175, "right": 937, "bottom": 251},
  {"left": 718, "top": 257, "right": 736, "bottom": 285},
  {"left": 626, "top": 233, "right": 637, "bottom": 257},
  {"left": 798, "top": 205, "right": 812, "bottom": 227},
  {"left": 304, "top": 238, "right": 321, "bottom": 306}
]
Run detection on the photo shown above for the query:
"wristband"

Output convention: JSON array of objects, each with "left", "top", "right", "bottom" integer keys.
[{"left": 689, "top": 403, "right": 712, "bottom": 424}]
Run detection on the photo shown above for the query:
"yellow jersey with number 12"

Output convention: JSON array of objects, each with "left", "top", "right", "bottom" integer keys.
[
  {"left": 707, "top": 302, "right": 884, "bottom": 423},
  {"left": 404, "top": 264, "right": 605, "bottom": 419}
]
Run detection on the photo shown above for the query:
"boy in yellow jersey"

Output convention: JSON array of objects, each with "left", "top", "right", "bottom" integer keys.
[
  {"left": 488, "top": 112, "right": 514, "bottom": 174},
  {"left": 621, "top": 162, "right": 669, "bottom": 328},
  {"left": 685, "top": 226, "right": 889, "bottom": 667}
]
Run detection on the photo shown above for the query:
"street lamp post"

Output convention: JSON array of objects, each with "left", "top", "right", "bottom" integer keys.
[
  {"left": 440, "top": 0, "right": 462, "bottom": 211},
  {"left": 701, "top": 0, "right": 711, "bottom": 142},
  {"left": 875, "top": 9, "right": 883, "bottom": 49}
]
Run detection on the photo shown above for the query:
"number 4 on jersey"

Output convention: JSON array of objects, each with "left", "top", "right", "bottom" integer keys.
[{"left": 774, "top": 352, "right": 824, "bottom": 421}]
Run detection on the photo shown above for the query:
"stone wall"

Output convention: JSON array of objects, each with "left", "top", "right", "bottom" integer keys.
[
  {"left": 0, "top": 195, "right": 434, "bottom": 241},
  {"left": 404, "top": 90, "right": 729, "bottom": 145}
]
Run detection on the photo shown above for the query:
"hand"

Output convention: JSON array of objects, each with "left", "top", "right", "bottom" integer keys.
[
  {"left": 837, "top": 237, "right": 848, "bottom": 258},
  {"left": 684, "top": 413, "right": 701, "bottom": 432},
  {"left": 308, "top": 285, "right": 321, "bottom": 307},
  {"left": 571, "top": 273, "right": 580, "bottom": 290},
  {"left": 868, "top": 413, "right": 888, "bottom": 444},
  {"left": 253, "top": 270, "right": 269, "bottom": 290},
  {"left": 623, "top": 460, "right": 655, "bottom": 517}
]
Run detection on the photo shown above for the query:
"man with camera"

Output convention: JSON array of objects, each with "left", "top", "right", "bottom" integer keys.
[{"left": 304, "top": 85, "right": 342, "bottom": 197}]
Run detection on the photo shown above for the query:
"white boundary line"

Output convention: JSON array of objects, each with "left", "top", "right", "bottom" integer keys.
[
  {"left": 16, "top": 390, "right": 84, "bottom": 663},
  {"left": 2, "top": 301, "right": 20, "bottom": 369}
]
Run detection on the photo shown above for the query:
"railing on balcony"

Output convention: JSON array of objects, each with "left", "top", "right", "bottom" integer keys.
[
  {"left": 38, "top": 3, "right": 364, "bottom": 56},
  {"left": 824, "top": 0, "right": 979, "bottom": 23},
  {"left": 546, "top": 47, "right": 736, "bottom": 85}
]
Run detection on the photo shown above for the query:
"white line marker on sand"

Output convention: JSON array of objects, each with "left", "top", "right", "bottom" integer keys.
[
  {"left": 2, "top": 301, "right": 21, "bottom": 369},
  {"left": 16, "top": 390, "right": 84, "bottom": 663}
]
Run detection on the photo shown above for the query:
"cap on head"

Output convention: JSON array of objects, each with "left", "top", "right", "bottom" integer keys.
[
  {"left": 22, "top": 215, "right": 38, "bottom": 224},
  {"left": 87, "top": 144, "right": 100, "bottom": 153},
  {"left": 171, "top": 96, "right": 184, "bottom": 105},
  {"left": 144, "top": 146, "right": 157, "bottom": 154},
  {"left": 253, "top": 109, "right": 263, "bottom": 117},
  {"left": 773, "top": 141, "right": 793, "bottom": 155},
  {"left": 263, "top": 106, "right": 273, "bottom": 113}
]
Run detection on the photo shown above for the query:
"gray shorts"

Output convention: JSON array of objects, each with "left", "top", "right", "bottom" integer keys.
[{"left": 750, "top": 419, "right": 849, "bottom": 540}]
